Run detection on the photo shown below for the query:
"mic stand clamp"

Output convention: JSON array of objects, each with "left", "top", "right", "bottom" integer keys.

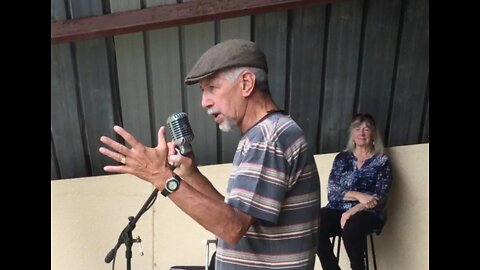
[
  {"left": 105, "top": 189, "right": 159, "bottom": 270},
  {"left": 104, "top": 216, "right": 136, "bottom": 269}
]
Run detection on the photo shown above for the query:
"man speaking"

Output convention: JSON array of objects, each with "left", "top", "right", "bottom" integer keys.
[{"left": 99, "top": 39, "right": 321, "bottom": 270}]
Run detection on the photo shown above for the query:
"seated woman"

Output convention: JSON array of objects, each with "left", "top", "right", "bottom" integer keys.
[{"left": 317, "top": 113, "right": 393, "bottom": 270}]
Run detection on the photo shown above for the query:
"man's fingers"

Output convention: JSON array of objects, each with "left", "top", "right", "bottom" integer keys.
[
  {"left": 100, "top": 135, "right": 130, "bottom": 156},
  {"left": 169, "top": 154, "right": 181, "bottom": 163},
  {"left": 103, "top": 165, "right": 132, "bottom": 174},
  {"left": 113, "top": 125, "right": 142, "bottom": 149},
  {"left": 156, "top": 126, "right": 169, "bottom": 152},
  {"left": 167, "top": 141, "right": 177, "bottom": 156},
  {"left": 99, "top": 147, "right": 126, "bottom": 163}
]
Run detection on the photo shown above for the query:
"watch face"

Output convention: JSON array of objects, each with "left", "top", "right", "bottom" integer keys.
[{"left": 167, "top": 180, "right": 178, "bottom": 190}]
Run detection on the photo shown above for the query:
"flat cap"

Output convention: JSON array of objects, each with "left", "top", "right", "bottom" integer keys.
[{"left": 184, "top": 39, "right": 268, "bottom": 85}]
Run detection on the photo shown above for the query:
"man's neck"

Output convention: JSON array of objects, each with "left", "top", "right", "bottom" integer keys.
[{"left": 239, "top": 92, "right": 279, "bottom": 133}]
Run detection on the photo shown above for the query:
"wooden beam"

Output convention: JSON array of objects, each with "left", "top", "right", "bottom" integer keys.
[{"left": 51, "top": 0, "right": 338, "bottom": 44}]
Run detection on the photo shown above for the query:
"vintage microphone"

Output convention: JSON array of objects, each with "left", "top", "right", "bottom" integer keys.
[{"left": 166, "top": 112, "right": 194, "bottom": 155}]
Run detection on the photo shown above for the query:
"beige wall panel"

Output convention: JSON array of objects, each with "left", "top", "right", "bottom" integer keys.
[
  {"left": 52, "top": 144, "right": 428, "bottom": 270},
  {"left": 51, "top": 174, "right": 155, "bottom": 269}
]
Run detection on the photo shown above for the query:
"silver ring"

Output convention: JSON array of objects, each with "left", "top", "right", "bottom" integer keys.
[{"left": 120, "top": 156, "right": 126, "bottom": 164}]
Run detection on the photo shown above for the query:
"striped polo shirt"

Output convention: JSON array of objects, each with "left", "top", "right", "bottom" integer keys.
[{"left": 216, "top": 112, "right": 321, "bottom": 270}]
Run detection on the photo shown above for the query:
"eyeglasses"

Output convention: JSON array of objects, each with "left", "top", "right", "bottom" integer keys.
[{"left": 352, "top": 113, "right": 376, "bottom": 126}]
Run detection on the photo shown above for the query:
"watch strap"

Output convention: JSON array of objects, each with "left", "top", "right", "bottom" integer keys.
[{"left": 160, "top": 188, "right": 171, "bottom": 197}]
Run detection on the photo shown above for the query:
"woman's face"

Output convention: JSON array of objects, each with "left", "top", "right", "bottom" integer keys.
[{"left": 353, "top": 122, "right": 373, "bottom": 147}]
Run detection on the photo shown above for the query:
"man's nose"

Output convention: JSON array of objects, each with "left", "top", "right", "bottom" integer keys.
[{"left": 201, "top": 92, "right": 212, "bottom": 108}]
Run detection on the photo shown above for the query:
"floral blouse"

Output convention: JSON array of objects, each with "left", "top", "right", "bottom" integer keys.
[{"left": 326, "top": 150, "right": 393, "bottom": 222}]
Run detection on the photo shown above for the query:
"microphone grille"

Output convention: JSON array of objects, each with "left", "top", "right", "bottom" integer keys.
[{"left": 166, "top": 112, "right": 194, "bottom": 144}]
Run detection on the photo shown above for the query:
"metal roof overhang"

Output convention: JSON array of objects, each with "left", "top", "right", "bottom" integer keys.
[{"left": 51, "top": 0, "right": 339, "bottom": 45}]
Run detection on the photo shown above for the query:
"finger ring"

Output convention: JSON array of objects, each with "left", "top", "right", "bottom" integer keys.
[{"left": 120, "top": 156, "right": 126, "bottom": 164}]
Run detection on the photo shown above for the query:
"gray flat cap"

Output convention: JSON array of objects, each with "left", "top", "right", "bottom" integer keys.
[{"left": 184, "top": 39, "right": 268, "bottom": 85}]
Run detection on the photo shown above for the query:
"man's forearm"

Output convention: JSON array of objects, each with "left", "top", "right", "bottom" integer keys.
[{"left": 186, "top": 171, "right": 224, "bottom": 201}]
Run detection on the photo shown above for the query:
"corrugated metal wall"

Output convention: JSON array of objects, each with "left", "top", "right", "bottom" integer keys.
[{"left": 51, "top": 0, "right": 429, "bottom": 180}]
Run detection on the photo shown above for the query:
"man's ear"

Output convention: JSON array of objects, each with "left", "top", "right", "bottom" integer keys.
[{"left": 240, "top": 70, "right": 255, "bottom": 97}]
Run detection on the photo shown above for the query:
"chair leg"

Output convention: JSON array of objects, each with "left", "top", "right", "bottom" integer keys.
[
  {"left": 202, "top": 239, "right": 218, "bottom": 270},
  {"left": 204, "top": 243, "right": 210, "bottom": 270},
  {"left": 370, "top": 234, "right": 377, "bottom": 270},
  {"left": 334, "top": 234, "right": 378, "bottom": 270},
  {"left": 331, "top": 235, "right": 342, "bottom": 263},
  {"left": 336, "top": 236, "right": 341, "bottom": 262},
  {"left": 365, "top": 237, "right": 369, "bottom": 270}
]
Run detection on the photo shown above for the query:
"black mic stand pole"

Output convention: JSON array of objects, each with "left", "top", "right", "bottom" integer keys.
[{"left": 105, "top": 188, "right": 160, "bottom": 270}]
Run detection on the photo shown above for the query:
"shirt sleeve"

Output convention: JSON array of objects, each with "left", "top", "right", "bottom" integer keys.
[
  {"left": 327, "top": 152, "right": 349, "bottom": 203},
  {"left": 373, "top": 156, "right": 393, "bottom": 202},
  {"left": 227, "top": 139, "right": 289, "bottom": 224}
]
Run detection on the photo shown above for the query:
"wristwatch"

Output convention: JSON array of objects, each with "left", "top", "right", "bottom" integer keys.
[{"left": 161, "top": 174, "right": 182, "bottom": 197}]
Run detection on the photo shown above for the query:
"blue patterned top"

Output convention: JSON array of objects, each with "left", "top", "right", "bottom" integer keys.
[{"left": 326, "top": 150, "right": 393, "bottom": 222}]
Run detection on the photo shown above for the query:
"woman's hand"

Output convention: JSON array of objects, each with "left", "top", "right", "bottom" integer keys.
[
  {"left": 341, "top": 203, "right": 368, "bottom": 228},
  {"left": 99, "top": 125, "right": 173, "bottom": 189},
  {"left": 355, "top": 193, "right": 378, "bottom": 209},
  {"left": 340, "top": 212, "right": 353, "bottom": 229}
]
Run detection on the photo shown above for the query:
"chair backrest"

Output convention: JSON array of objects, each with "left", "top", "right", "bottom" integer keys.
[{"left": 208, "top": 251, "right": 216, "bottom": 270}]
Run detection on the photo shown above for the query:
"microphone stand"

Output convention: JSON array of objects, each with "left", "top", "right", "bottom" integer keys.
[{"left": 105, "top": 188, "right": 159, "bottom": 270}]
